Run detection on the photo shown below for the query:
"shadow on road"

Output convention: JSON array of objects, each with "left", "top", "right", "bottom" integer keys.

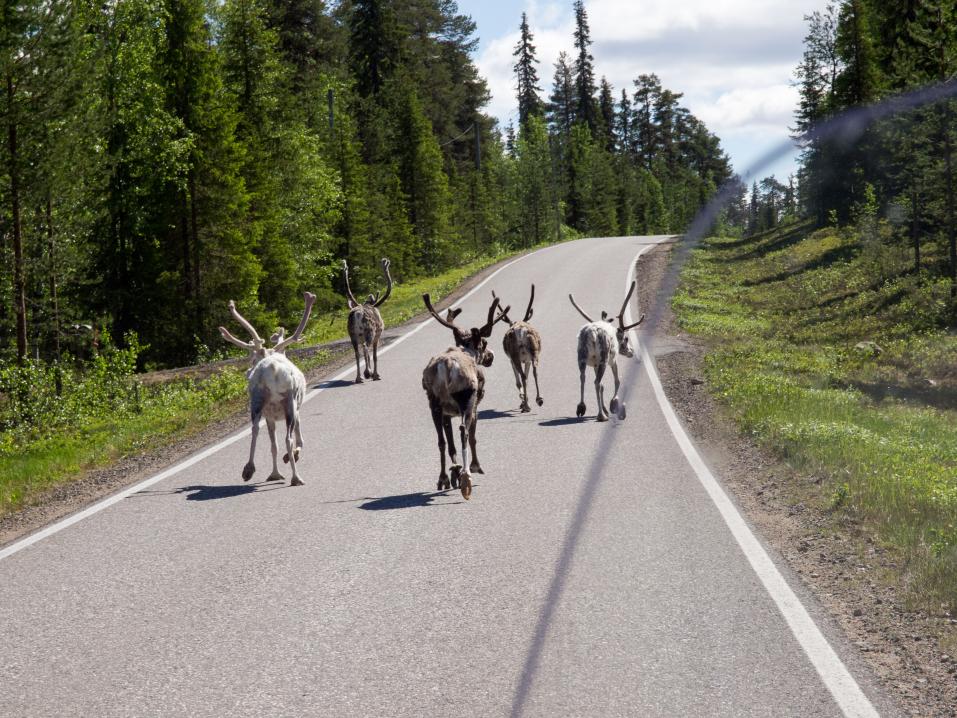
[
  {"left": 538, "top": 416, "right": 593, "bottom": 427},
  {"left": 134, "top": 482, "right": 285, "bottom": 502},
  {"left": 313, "top": 379, "right": 355, "bottom": 390},
  {"left": 359, "top": 491, "right": 464, "bottom": 510},
  {"left": 478, "top": 408, "right": 519, "bottom": 420}
]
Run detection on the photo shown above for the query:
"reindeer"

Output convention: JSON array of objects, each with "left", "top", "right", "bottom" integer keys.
[
  {"left": 342, "top": 258, "right": 393, "bottom": 383},
  {"left": 219, "top": 292, "right": 316, "bottom": 486},
  {"left": 568, "top": 281, "right": 645, "bottom": 422},
  {"left": 491, "top": 285, "right": 543, "bottom": 413},
  {"left": 421, "top": 294, "right": 509, "bottom": 500}
]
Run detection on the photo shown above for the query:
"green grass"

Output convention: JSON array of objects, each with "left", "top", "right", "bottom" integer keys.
[
  {"left": 675, "top": 222, "right": 957, "bottom": 610},
  {"left": 0, "top": 238, "right": 564, "bottom": 520}
]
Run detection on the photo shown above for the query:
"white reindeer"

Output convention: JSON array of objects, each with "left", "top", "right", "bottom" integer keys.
[
  {"left": 219, "top": 292, "right": 316, "bottom": 486},
  {"left": 421, "top": 294, "right": 509, "bottom": 500},
  {"left": 568, "top": 281, "right": 645, "bottom": 422}
]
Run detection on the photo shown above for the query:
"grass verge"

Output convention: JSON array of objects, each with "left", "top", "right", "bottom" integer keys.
[{"left": 674, "top": 221, "right": 957, "bottom": 611}]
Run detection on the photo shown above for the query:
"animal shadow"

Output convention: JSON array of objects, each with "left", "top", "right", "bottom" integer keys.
[
  {"left": 539, "top": 416, "right": 594, "bottom": 427},
  {"left": 478, "top": 408, "right": 519, "bottom": 420},
  {"left": 315, "top": 379, "right": 354, "bottom": 390},
  {"left": 174, "top": 483, "right": 283, "bottom": 501},
  {"left": 359, "top": 491, "right": 462, "bottom": 510}
]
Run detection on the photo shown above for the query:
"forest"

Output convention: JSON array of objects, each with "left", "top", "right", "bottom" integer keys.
[
  {"left": 744, "top": 0, "right": 957, "bottom": 321},
  {"left": 0, "top": 0, "right": 731, "bottom": 371}
]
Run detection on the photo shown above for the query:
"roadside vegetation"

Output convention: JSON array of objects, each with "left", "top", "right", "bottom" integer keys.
[{"left": 675, "top": 220, "right": 957, "bottom": 611}]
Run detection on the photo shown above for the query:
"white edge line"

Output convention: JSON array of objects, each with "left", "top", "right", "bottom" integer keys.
[
  {"left": 625, "top": 244, "right": 879, "bottom": 718},
  {"left": 0, "top": 244, "right": 556, "bottom": 562}
]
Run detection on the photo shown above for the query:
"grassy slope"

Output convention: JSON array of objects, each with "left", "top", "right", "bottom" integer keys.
[
  {"left": 674, "top": 221, "right": 957, "bottom": 610},
  {"left": 0, "top": 244, "right": 548, "bottom": 519}
]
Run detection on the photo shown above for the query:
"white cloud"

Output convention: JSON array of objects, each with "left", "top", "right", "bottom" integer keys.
[{"left": 473, "top": 0, "right": 829, "bottom": 175}]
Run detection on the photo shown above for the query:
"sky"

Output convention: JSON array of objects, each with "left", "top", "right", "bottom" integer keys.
[{"left": 456, "top": 0, "right": 831, "bottom": 183}]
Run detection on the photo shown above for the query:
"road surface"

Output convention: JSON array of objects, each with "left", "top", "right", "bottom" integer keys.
[{"left": 0, "top": 235, "right": 895, "bottom": 717}]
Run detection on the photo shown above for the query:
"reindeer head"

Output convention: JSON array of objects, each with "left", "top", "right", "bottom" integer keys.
[
  {"left": 422, "top": 294, "right": 510, "bottom": 367},
  {"left": 219, "top": 292, "right": 316, "bottom": 365},
  {"left": 491, "top": 284, "right": 535, "bottom": 325},
  {"left": 568, "top": 281, "right": 645, "bottom": 357}
]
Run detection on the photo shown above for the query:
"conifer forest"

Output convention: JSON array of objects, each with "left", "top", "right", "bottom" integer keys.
[{"left": 0, "top": 0, "right": 731, "bottom": 369}]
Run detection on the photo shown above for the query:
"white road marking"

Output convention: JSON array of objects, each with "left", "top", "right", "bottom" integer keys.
[
  {"left": 0, "top": 245, "right": 556, "bottom": 562},
  {"left": 627, "top": 245, "right": 880, "bottom": 718}
]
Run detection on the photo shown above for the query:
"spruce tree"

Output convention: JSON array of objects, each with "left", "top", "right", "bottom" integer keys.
[
  {"left": 572, "top": 0, "right": 598, "bottom": 135},
  {"left": 513, "top": 12, "right": 543, "bottom": 130}
]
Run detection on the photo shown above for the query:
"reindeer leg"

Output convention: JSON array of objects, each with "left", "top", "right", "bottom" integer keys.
[
  {"left": 362, "top": 343, "right": 372, "bottom": 379},
  {"left": 431, "top": 404, "right": 450, "bottom": 491},
  {"left": 442, "top": 417, "right": 459, "bottom": 487},
  {"left": 609, "top": 359, "right": 624, "bottom": 418},
  {"left": 519, "top": 362, "right": 531, "bottom": 413},
  {"left": 284, "top": 416, "right": 303, "bottom": 463},
  {"left": 371, "top": 338, "right": 381, "bottom": 380},
  {"left": 594, "top": 362, "right": 608, "bottom": 422},
  {"left": 468, "top": 411, "right": 483, "bottom": 475},
  {"left": 242, "top": 396, "right": 264, "bottom": 481},
  {"left": 351, "top": 336, "right": 363, "bottom": 383},
  {"left": 265, "top": 419, "right": 284, "bottom": 479},
  {"left": 576, "top": 360, "right": 587, "bottom": 418},
  {"left": 531, "top": 359, "right": 543, "bottom": 407},
  {"left": 458, "top": 419, "right": 473, "bottom": 500},
  {"left": 286, "top": 399, "right": 304, "bottom": 486},
  {"left": 510, "top": 360, "right": 525, "bottom": 411}
]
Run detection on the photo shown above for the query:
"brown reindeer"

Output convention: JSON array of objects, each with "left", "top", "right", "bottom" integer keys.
[
  {"left": 342, "top": 258, "right": 393, "bottom": 383},
  {"left": 492, "top": 285, "right": 543, "bottom": 413},
  {"left": 421, "top": 294, "right": 510, "bottom": 500},
  {"left": 219, "top": 292, "right": 316, "bottom": 485}
]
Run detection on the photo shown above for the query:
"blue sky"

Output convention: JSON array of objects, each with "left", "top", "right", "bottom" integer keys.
[{"left": 456, "top": 0, "right": 831, "bottom": 183}]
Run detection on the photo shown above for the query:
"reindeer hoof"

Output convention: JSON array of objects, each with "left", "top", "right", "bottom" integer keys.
[
  {"left": 609, "top": 397, "right": 620, "bottom": 414},
  {"left": 596, "top": 414, "right": 609, "bottom": 422},
  {"left": 438, "top": 475, "right": 450, "bottom": 491},
  {"left": 576, "top": 402, "right": 586, "bottom": 418},
  {"left": 521, "top": 404, "right": 530, "bottom": 413},
  {"left": 363, "top": 369, "right": 372, "bottom": 379},
  {"left": 290, "top": 476, "right": 304, "bottom": 487},
  {"left": 242, "top": 463, "right": 255, "bottom": 481},
  {"left": 372, "top": 373, "right": 381, "bottom": 381},
  {"left": 355, "top": 377, "right": 364, "bottom": 384},
  {"left": 460, "top": 475, "right": 472, "bottom": 500},
  {"left": 449, "top": 465, "right": 463, "bottom": 489},
  {"left": 470, "top": 462, "right": 484, "bottom": 475},
  {"left": 266, "top": 473, "right": 284, "bottom": 481},
  {"left": 617, "top": 402, "right": 626, "bottom": 420},
  {"left": 536, "top": 397, "right": 543, "bottom": 406},
  {"left": 283, "top": 449, "right": 301, "bottom": 464}
]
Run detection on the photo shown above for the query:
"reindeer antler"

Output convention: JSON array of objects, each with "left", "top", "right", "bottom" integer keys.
[
  {"left": 274, "top": 292, "right": 316, "bottom": 352},
  {"left": 423, "top": 294, "right": 466, "bottom": 340},
  {"left": 491, "top": 290, "right": 512, "bottom": 324},
  {"left": 341, "top": 260, "right": 359, "bottom": 309},
  {"left": 617, "top": 280, "right": 645, "bottom": 330},
  {"left": 479, "top": 297, "right": 509, "bottom": 337},
  {"left": 523, "top": 284, "right": 535, "bottom": 322},
  {"left": 568, "top": 293, "right": 593, "bottom": 323},
  {"left": 373, "top": 258, "right": 393, "bottom": 308}
]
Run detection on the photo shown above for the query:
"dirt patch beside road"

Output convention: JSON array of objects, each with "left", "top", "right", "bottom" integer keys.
[{"left": 636, "top": 242, "right": 957, "bottom": 718}]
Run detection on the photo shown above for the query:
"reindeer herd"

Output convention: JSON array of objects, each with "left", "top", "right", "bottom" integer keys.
[{"left": 219, "top": 259, "right": 644, "bottom": 500}]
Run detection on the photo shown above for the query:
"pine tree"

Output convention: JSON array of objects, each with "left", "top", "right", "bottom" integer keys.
[
  {"left": 513, "top": 12, "right": 543, "bottom": 130},
  {"left": 546, "top": 52, "right": 575, "bottom": 137},
  {"left": 572, "top": 0, "right": 598, "bottom": 135},
  {"left": 597, "top": 77, "right": 616, "bottom": 153}
]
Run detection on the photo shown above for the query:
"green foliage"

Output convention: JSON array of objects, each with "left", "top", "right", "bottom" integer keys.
[{"left": 676, "top": 223, "right": 957, "bottom": 609}]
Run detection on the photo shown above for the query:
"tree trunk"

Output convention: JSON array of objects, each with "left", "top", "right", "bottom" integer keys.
[
  {"left": 7, "top": 73, "right": 27, "bottom": 363},
  {"left": 47, "top": 194, "right": 60, "bottom": 359}
]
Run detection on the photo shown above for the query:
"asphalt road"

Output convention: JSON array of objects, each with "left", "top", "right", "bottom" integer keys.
[{"left": 0, "top": 235, "right": 895, "bottom": 717}]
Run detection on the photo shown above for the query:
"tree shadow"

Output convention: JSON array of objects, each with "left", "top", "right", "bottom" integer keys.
[
  {"left": 359, "top": 491, "right": 464, "bottom": 510},
  {"left": 539, "top": 416, "right": 594, "bottom": 427}
]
